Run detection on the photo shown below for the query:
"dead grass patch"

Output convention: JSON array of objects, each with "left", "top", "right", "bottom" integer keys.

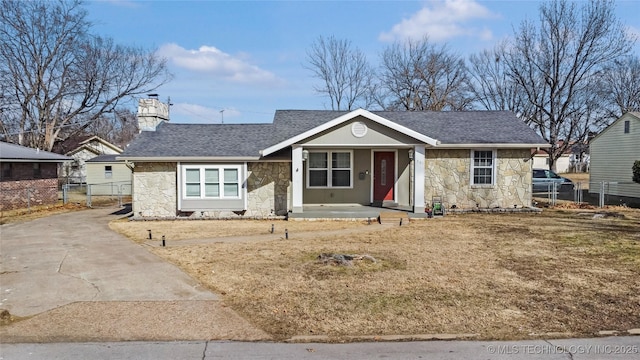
[
  {"left": 0, "top": 202, "right": 86, "bottom": 225},
  {"left": 112, "top": 209, "right": 640, "bottom": 341},
  {"left": 109, "top": 219, "right": 367, "bottom": 243}
]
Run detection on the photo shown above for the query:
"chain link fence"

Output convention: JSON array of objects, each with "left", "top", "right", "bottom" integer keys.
[
  {"left": 533, "top": 181, "right": 639, "bottom": 208},
  {"left": 63, "top": 181, "right": 131, "bottom": 208},
  {"left": 0, "top": 183, "right": 60, "bottom": 213}
]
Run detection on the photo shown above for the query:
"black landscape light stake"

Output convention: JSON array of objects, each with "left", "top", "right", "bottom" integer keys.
[
  {"left": 162, "top": 235, "right": 165, "bottom": 247},
  {"left": 285, "top": 229, "right": 289, "bottom": 240},
  {"left": 271, "top": 224, "right": 274, "bottom": 233},
  {"left": 148, "top": 230, "right": 152, "bottom": 240},
  {"left": 399, "top": 218, "right": 403, "bottom": 226}
]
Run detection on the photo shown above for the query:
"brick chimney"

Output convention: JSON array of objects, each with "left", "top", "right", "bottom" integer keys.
[{"left": 137, "top": 94, "right": 169, "bottom": 131}]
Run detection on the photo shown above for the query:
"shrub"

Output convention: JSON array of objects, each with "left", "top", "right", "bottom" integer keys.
[{"left": 633, "top": 160, "right": 640, "bottom": 183}]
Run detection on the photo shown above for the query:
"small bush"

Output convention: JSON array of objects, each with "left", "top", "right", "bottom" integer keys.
[{"left": 633, "top": 160, "right": 640, "bottom": 183}]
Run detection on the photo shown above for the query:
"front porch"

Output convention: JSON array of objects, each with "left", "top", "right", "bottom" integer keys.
[
  {"left": 288, "top": 204, "right": 430, "bottom": 220},
  {"left": 290, "top": 145, "right": 428, "bottom": 214}
]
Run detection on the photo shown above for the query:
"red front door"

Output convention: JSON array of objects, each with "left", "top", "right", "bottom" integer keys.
[{"left": 373, "top": 152, "right": 395, "bottom": 202}]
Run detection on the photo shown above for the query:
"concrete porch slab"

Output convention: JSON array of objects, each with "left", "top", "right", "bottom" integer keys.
[{"left": 288, "top": 205, "right": 428, "bottom": 220}]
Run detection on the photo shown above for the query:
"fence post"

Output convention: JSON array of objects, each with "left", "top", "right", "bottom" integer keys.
[
  {"left": 86, "top": 184, "right": 92, "bottom": 208},
  {"left": 599, "top": 181, "right": 605, "bottom": 208},
  {"left": 574, "top": 182, "right": 582, "bottom": 204},
  {"left": 62, "top": 184, "right": 68, "bottom": 204}
]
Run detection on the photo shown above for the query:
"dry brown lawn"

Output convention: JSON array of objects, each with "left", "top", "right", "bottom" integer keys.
[
  {"left": 111, "top": 209, "right": 640, "bottom": 341},
  {"left": 560, "top": 172, "right": 590, "bottom": 189}
]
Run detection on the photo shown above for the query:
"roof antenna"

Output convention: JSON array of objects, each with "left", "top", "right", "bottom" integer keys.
[{"left": 220, "top": 109, "right": 224, "bottom": 124}]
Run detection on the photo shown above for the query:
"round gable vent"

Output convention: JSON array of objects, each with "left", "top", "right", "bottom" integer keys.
[{"left": 351, "top": 121, "right": 368, "bottom": 138}]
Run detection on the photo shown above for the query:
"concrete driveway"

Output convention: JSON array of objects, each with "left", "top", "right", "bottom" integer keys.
[
  {"left": 0, "top": 206, "right": 217, "bottom": 317},
  {"left": 0, "top": 206, "right": 270, "bottom": 342}
]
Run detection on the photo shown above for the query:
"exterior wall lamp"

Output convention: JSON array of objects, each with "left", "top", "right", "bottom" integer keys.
[{"left": 408, "top": 148, "right": 414, "bottom": 160}]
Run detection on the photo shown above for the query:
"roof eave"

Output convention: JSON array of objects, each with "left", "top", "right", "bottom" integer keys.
[
  {"left": 116, "top": 156, "right": 261, "bottom": 162},
  {"left": 435, "top": 143, "right": 551, "bottom": 149},
  {"left": 0, "top": 158, "right": 71, "bottom": 162}
]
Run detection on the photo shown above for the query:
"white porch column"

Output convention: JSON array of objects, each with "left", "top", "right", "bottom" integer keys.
[
  {"left": 292, "top": 145, "right": 304, "bottom": 213},
  {"left": 413, "top": 145, "right": 425, "bottom": 213}
]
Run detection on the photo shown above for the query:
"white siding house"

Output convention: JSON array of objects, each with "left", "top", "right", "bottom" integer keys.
[
  {"left": 85, "top": 155, "right": 132, "bottom": 195},
  {"left": 589, "top": 112, "right": 640, "bottom": 200}
]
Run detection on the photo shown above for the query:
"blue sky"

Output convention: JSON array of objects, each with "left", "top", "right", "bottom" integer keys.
[{"left": 86, "top": 0, "right": 640, "bottom": 124}]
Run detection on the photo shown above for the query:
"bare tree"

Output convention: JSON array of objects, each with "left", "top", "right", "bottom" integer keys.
[
  {"left": 0, "top": 0, "right": 171, "bottom": 151},
  {"left": 378, "top": 37, "right": 472, "bottom": 111},
  {"left": 598, "top": 56, "right": 640, "bottom": 118},
  {"left": 83, "top": 108, "right": 139, "bottom": 148},
  {"left": 467, "top": 41, "right": 532, "bottom": 115},
  {"left": 504, "top": 0, "right": 633, "bottom": 171},
  {"left": 305, "top": 35, "right": 374, "bottom": 110}
]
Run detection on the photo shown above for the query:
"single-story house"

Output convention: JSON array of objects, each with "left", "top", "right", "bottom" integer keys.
[
  {"left": 119, "top": 98, "right": 548, "bottom": 219},
  {"left": 85, "top": 154, "right": 132, "bottom": 196},
  {"left": 0, "top": 141, "right": 71, "bottom": 210},
  {"left": 589, "top": 112, "right": 640, "bottom": 201},
  {"left": 53, "top": 135, "right": 123, "bottom": 184}
]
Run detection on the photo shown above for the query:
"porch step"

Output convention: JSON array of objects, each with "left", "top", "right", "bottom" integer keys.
[
  {"left": 382, "top": 200, "right": 399, "bottom": 208},
  {"left": 379, "top": 211, "right": 410, "bottom": 226}
]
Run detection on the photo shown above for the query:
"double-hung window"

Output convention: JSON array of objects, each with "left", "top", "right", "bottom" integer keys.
[
  {"left": 307, "top": 151, "right": 352, "bottom": 188},
  {"left": 471, "top": 150, "right": 495, "bottom": 186},
  {"left": 183, "top": 165, "right": 241, "bottom": 198}
]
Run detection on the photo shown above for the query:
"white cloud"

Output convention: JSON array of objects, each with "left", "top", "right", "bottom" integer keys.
[
  {"left": 100, "top": 0, "right": 140, "bottom": 8},
  {"left": 379, "top": 0, "right": 497, "bottom": 42},
  {"left": 157, "top": 43, "right": 282, "bottom": 85}
]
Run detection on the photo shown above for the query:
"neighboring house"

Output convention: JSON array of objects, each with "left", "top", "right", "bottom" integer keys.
[
  {"left": 53, "top": 135, "right": 123, "bottom": 183},
  {"left": 531, "top": 140, "right": 589, "bottom": 173},
  {"left": 0, "top": 142, "right": 71, "bottom": 210},
  {"left": 119, "top": 98, "right": 548, "bottom": 219},
  {"left": 85, "top": 155, "right": 132, "bottom": 195},
  {"left": 532, "top": 149, "right": 571, "bottom": 173},
  {"left": 589, "top": 112, "right": 640, "bottom": 200}
]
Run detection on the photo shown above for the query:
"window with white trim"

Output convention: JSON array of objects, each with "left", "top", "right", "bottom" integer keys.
[
  {"left": 104, "top": 166, "right": 113, "bottom": 179},
  {"left": 307, "top": 151, "right": 352, "bottom": 188},
  {"left": 183, "top": 165, "right": 241, "bottom": 198},
  {"left": 471, "top": 150, "right": 495, "bottom": 185}
]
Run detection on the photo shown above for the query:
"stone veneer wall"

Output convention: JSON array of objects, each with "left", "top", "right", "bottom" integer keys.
[
  {"left": 424, "top": 149, "right": 532, "bottom": 209},
  {"left": 132, "top": 162, "right": 177, "bottom": 218},
  {"left": 246, "top": 162, "right": 291, "bottom": 217}
]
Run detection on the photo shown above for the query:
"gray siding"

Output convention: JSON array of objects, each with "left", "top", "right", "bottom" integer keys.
[
  {"left": 589, "top": 114, "right": 640, "bottom": 198},
  {"left": 304, "top": 116, "right": 419, "bottom": 146},
  {"left": 397, "top": 149, "right": 411, "bottom": 206},
  {"left": 303, "top": 149, "right": 372, "bottom": 204}
]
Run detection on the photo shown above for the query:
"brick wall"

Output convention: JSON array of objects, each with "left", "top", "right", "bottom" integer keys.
[{"left": 0, "top": 162, "right": 60, "bottom": 210}]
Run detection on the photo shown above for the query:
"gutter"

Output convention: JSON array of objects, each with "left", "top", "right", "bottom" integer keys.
[{"left": 434, "top": 143, "right": 551, "bottom": 149}]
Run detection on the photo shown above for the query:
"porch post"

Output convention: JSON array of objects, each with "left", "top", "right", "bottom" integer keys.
[
  {"left": 413, "top": 145, "right": 425, "bottom": 213},
  {"left": 292, "top": 145, "right": 303, "bottom": 213}
]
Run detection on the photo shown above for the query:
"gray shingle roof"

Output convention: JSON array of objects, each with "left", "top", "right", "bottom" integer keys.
[
  {"left": 1, "top": 141, "right": 72, "bottom": 162},
  {"left": 121, "top": 123, "right": 274, "bottom": 158},
  {"left": 272, "top": 110, "right": 546, "bottom": 144},
  {"left": 120, "top": 110, "right": 547, "bottom": 159}
]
